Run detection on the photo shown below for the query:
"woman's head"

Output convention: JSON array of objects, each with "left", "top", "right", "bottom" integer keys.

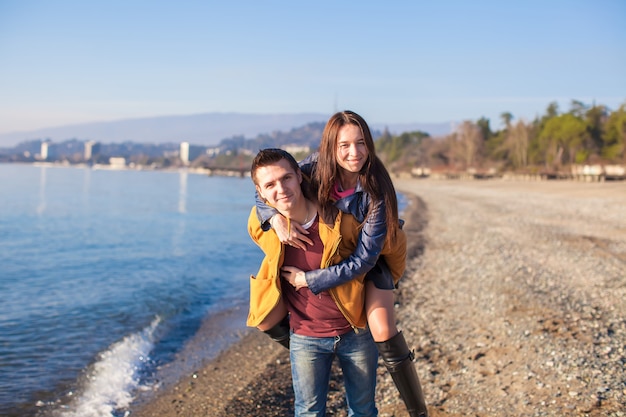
[
  {"left": 318, "top": 110, "right": 376, "bottom": 178},
  {"left": 314, "top": 111, "right": 400, "bottom": 241}
]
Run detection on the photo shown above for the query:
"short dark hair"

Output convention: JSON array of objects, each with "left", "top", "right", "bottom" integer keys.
[{"left": 250, "top": 148, "right": 300, "bottom": 185}]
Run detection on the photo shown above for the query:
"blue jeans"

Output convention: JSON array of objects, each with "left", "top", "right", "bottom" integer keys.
[{"left": 290, "top": 329, "right": 378, "bottom": 417}]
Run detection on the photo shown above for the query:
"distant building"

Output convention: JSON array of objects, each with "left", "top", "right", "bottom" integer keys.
[
  {"left": 180, "top": 141, "right": 190, "bottom": 165},
  {"left": 178, "top": 141, "right": 208, "bottom": 163},
  {"left": 84, "top": 141, "right": 100, "bottom": 161},
  {"left": 36, "top": 141, "right": 61, "bottom": 161},
  {"left": 109, "top": 157, "right": 126, "bottom": 169},
  {"left": 206, "top": 147, "right": 221, "bottom": 157},
  {"left": 39, "top": 142, "right": 49, "bottom": 160}
]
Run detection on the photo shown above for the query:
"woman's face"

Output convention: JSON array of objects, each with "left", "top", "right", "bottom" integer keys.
[{"left": 336, "top": 123, "right": 368, "bottom": 174}]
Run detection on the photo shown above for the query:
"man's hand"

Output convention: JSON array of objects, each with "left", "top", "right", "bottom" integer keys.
[
  {"left": 271, "top": 214, "right": 314, "bottom": 250},
  {"left": 281, "top": 266, "right": 309, "bottom": 290}
]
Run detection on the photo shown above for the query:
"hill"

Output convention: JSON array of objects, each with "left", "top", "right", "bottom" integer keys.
[
  {"left": 0, "top": 113, "right": 331, "bottom": 147},
  {"left": 0, "top": 112, "right": 452, "bottom": 147}
]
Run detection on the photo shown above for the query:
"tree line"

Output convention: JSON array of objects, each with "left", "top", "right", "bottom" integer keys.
[{"left": 377, "top": 100, "right": 626, "bottom": 174}]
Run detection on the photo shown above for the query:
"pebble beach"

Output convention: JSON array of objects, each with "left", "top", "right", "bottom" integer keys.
[{"left": 131, "top": 178, "right": 626, "bottom": 417}]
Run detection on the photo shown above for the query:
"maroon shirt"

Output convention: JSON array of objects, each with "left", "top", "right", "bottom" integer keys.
[{"left": 281, "top": 215, "right": 352, "bottom": 337}]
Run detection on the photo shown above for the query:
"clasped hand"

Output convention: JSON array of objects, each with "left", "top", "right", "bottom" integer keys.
[
  {"left": 281, "top": 266, "right": 308, "bottom": 290},
  {"left": 271, "top": 214, "right": 314, "bottom": 250}
]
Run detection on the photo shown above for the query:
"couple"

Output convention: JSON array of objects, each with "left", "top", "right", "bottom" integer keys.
[{"left": 247, "top": 111, "right": 428, "bottom": 416}]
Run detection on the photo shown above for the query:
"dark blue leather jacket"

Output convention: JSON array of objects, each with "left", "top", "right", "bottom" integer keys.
[{"left": 256, "top": 153, "right": 393, "bottom": 294}]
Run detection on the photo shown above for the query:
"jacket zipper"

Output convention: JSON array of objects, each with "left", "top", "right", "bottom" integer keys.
[{"left": 325, "top": 235, "right": 360, "bottom": 331}]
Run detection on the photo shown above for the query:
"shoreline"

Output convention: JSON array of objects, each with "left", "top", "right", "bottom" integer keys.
[
  {"left": 131, "top": 178, "right": 626, "bottom": 416},
  {"left": 132, "top": 301, "right": 252, "bottom": 409}
]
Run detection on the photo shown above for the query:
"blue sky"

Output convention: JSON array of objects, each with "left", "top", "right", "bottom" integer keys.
[{"left": 1, "top": 0, "right": 624, "bottom": 135}]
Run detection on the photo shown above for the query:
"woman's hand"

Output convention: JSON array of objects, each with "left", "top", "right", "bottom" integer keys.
[
  {"left": 281, "top": 266, "right": 309, "bottom": 290},
  {"left": 271, "top": 214, "right": 313, "bottom": 250}
]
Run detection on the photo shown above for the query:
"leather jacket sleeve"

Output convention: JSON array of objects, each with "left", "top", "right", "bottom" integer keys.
[
  {"left": 255, "top": 192, "right": 277, "bottom": 231},
  {"left": 305, "top": 198, "right": 394, "bottom": 294}
]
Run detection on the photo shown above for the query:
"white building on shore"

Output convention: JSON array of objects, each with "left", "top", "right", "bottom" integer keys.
[{"left": 180, "top": 142, "right": 190, "bottom": 165}]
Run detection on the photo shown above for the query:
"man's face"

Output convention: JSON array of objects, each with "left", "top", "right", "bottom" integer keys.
[
  {"left": 336, "top": 123, "right": 368, "bottom": 174},
  {"left": 255, "top": 158, "right": 303, "bottom": 215}
]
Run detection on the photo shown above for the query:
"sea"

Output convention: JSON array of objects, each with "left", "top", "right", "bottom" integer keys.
[{"left": 0, "top": 163, "right": 263, "bottom": 417}]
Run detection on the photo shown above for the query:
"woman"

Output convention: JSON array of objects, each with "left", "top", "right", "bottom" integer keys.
[{"left": 256, "top": 111, "right": 428, "bottom": 417}]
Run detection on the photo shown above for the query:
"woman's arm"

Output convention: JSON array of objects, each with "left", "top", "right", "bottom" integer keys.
[
  {"left": 255, "top": 192, "right": 279, "bottom": 232},
  {"left": 283, "top": 222, "right": 406, "bottom": 291},
  {"left": 304, "top": 199, "right": 390, "bottom": 294}
]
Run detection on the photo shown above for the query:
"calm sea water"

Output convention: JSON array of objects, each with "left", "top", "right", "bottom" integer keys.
[{"left": 0, "top": 163, "right": 262, "bottom": 417}]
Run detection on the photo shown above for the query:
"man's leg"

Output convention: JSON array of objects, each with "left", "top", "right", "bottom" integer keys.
[
  {"left": 335, "top": 329, "right": 378, "bottom": 417},
  {"left": 290, "top": 332, "right": 335, "bottom": 417}
]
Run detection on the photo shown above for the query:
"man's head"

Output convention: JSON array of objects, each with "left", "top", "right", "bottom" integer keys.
[{"left": 251, "top": 148, "right": 304, "bottom": 215}]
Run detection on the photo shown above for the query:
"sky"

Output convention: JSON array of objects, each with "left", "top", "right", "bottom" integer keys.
[{"left": 1, "top": 0, "right": 625, "bottom": 135}]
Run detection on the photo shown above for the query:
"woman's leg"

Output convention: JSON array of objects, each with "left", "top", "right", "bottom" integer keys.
[
  {"left": 257, "top": 298, "right": 290, "bottom": 349},
  {"left": 366, "top": 281, "right": 428, "bottom": 417},
  {"left": 365, "top": 280, "right": 398, "bottom": 342}
]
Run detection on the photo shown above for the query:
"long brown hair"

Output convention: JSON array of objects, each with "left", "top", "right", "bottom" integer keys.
[{"left": 314, "top": 110, "right": 399, "bottom": 243}]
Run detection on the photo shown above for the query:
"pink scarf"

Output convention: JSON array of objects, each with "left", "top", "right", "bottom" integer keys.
[{"left": 331, "top": 180, "right": 355, "bottom": 200}]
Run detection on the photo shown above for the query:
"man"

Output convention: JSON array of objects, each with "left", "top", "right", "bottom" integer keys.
[{"left": 247, "top": 148, "right": 407, "bottom": 416}]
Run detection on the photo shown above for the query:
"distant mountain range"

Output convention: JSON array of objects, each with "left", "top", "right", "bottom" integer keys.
[{"left": 0, "top": 112, "right": 453, "bottom": 147}]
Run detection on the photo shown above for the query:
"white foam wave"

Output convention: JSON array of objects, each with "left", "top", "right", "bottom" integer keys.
[{"left": 56, "top": 317, "right": 161, "bottom": 417}]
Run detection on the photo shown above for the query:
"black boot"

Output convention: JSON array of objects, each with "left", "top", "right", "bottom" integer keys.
[
  {"left": 376, "top": 331, "right": 428, "bottom": 417},
  {"left": 263, "top": 315, "right": 290, "bottom": 349}
]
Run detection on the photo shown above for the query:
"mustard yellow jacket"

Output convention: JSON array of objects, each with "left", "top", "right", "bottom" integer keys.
[{"left": 246, "top": 206, "right": 407, "bottom": 329}]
